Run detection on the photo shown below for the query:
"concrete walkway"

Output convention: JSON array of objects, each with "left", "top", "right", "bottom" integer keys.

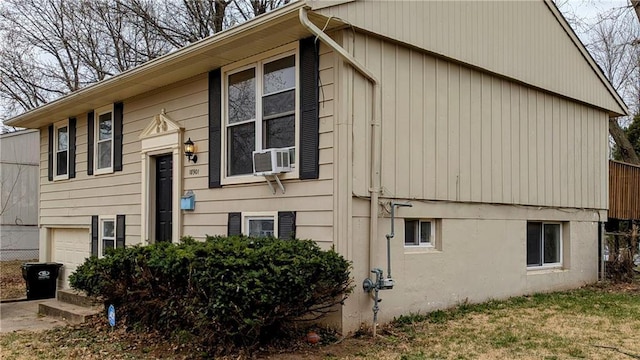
[{"left": 0, "top": 299, "right": 68, "bottom": 333}]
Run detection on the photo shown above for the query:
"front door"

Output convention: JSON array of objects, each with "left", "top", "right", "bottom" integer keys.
[{"left": 155, "top": 154, "right": 173, "bottom": 242}]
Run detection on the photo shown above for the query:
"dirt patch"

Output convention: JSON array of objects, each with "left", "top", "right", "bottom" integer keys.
[
  {"left": 3, "top": 284, "right": 640, "bottom": 359},
  {"left": 0, "top": 260, "right": 33, "bottom": 300}
]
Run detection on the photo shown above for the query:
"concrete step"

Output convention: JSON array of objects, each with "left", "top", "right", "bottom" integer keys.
[
  {"left": 38, "top": 300, "right": 102, "bottom": 324},
  {"left": 57, "top": 289, "right": 101, "bottom": 308}
]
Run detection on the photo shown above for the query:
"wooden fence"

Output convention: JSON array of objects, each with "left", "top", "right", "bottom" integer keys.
[{"left": 609, "top": 160, "right": 640, "bottom": 221}]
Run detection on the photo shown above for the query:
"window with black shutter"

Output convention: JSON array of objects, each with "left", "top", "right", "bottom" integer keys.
[{"left": 210, "top": 38, "right": 319, "bottom": 186}]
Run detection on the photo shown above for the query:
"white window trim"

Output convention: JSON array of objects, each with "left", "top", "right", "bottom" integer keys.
[
  {"left": 221, "top": 42, "right": 300, "bottom": 185},
  {"left": 241, "top": 212, "right": 278, "bottom": 237},
  {"left": 527, "top": 221, "right": 563, "bottom": 270},
  {"left": 53, "top": 119, "right": 69, "bottom": 181},
  {"left": 98, "top": 216, "right": 116, "bottom": 258},
  {"left": 404, "top": 219, "right": 436, "bottom": 248},
  {"left": 94, "top": 104, "right": 115, "bottom": 175}
]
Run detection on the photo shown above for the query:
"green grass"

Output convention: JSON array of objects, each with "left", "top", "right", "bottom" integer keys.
[
  {"left": 382, "top": 284, "right": 640, "bottom": 360},
  {"left": 2, "top": 283, "right": 640, "bottom": 359}
]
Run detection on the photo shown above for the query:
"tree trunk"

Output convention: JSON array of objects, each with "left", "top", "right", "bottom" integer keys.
[{"left": 610, "top": 118, "right": 640, "bottom": 165}]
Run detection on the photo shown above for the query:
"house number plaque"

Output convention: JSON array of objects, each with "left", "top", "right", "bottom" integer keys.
[{"left": 189, "top": 168, "right": 199, "bottom": 175}]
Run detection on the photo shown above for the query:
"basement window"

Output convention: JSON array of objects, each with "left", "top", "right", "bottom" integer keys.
[
  {"left": 405, "top": 219, "right": 435, "bottom": 247},
  {"left": 242, "top": 212, "right": 277, "bottom": 238},
  {"left": 100, "top": 217, "right": 116, "bottom": 257},
  {"left": 527, "top": 222, "right": 562, "bottom": 268}
]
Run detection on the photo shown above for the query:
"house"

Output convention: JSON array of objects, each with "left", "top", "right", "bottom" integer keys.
[
  {"left": 0, "top": 129, "right": 39, "bottom": 261},
  {"left": 4, "top": 0, "right": 628, "bottom": 332}
]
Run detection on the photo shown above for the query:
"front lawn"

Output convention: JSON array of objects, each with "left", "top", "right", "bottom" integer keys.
[{"left": 2, "top": 282, "right": 640, "bottom": 359}]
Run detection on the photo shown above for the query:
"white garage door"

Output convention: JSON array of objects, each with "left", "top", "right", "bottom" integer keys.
[{"left": 51, "top": 228, "right": 90, "bottom": 289}]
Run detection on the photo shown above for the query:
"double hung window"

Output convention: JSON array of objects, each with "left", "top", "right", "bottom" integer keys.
[
  {"left": 54, "top": 121, "right": 69, "bottom": 180},
  {"left": 95, "top": 106, "right": 113, "bottom": 174},
  {"left": 100, "top": 217, "right": 116, "bottom": 257},
  {"left": 225, "top": 47, "right": 297, "bottom": 178}
]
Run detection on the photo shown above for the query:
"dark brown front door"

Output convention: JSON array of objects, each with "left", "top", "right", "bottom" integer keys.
[{"left": 156, "top": 154, "right": 172, "bottom": 242}]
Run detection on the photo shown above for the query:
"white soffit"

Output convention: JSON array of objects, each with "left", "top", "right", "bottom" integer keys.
[{"left": 6, "top": 1, "right": 344, "bottom": 129}]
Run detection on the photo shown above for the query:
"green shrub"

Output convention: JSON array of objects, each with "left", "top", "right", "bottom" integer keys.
[{"left": 69, "top": 236, "right": 352, "bottom": 354}]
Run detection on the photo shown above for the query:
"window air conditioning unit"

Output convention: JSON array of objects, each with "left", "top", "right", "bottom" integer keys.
[{"left": 253, "top": 148, "right": 292, "bottom": 176}]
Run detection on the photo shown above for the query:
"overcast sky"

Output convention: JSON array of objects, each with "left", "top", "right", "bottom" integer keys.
[{"left": 558, "top": 0, "right": 633, "bottom": 41}]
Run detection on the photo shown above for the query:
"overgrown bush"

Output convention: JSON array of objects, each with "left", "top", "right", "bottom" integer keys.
[{"left": 70, "top": 236, "right": 352, "bottom": 354}]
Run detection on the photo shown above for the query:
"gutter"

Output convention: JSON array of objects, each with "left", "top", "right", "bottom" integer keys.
[
  {"left": 298, "top": 6, "right": 382, "bottom": 301},
  {"left": 5, "top": 1, "right": 307, "bottom": 128}
]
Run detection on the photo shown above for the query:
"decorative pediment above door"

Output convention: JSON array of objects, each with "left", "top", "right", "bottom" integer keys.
[
  {"left": 139, "top": 108, "right": 183, "bottom": 244},
  {"left": 139, "top": 109, "right": 182, "bottom": 140}
]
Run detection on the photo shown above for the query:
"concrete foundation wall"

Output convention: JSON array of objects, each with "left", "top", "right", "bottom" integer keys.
[{"left": 342, "top": 200, "right": 599, "bottom": 332}]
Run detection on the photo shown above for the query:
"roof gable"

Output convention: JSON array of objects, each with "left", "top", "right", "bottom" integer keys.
[{"left": 316, "top": 0, "right": 628, "bottom": 116}]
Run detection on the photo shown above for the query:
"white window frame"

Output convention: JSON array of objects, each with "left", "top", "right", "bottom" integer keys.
[
  {"left": 99, "top": 216, "right": 116, "bottom": 258},
  {"left": 221, "top": 42, "right": 300, "bottom": 185},
  {"left": 404, "top": 219, "right": 436, "bottom": 248},
  {"left": 527, "top": 221, "right": 563, "bottom": 269},
  {"left": 94, "top": 104, "right": 114, "bottom": 175},
  {"left": 241, "top": 212, "right": 278, "bottom": 238},
  {"left": 53, "top": 119, "right": 69, "bottom": 181}
]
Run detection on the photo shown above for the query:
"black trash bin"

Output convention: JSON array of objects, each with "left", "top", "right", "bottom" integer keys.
[{"left": 21, "top": 262, "right": 63, "bottom": 300}]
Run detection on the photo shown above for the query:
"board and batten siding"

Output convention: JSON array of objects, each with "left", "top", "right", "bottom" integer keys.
[
  {"left": 318, "top": 0, "right": 625, "bottom": 116},
  {"left": 348, "top": 32, "right": 608, "bottom": 210}
]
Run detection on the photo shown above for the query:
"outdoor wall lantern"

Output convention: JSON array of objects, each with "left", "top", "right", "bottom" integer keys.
[{"left": 184, "top": 138, "right": 197, "bottom": 163}]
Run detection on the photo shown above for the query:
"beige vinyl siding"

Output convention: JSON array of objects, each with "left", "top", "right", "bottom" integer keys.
[
  {"left": 39, "top": 41, "right": 335, "bottom": 250},
  {"left": 349, "top": 32, "right": 608, "bottom": 209},
  {"left": 319, "top": 0, "right": 625, "bottom": 116},
  {"left": 39, "top": 114, "right": 142, "bottom": 242},
  {"left": 179, "top": 43, "right": 336, "bottom": 243}
]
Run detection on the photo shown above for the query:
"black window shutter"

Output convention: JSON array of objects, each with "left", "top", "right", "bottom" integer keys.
[
  {"left": 87, "top": 111, "right": 94, "bottom": 175},
  {"left": 114, "top": 102, "right": 124, "bottom": 171},
  {"left": 278, "top": 211, "right": 296, "bottom": 240},
  {"left": 91, "top": 215, "right": 99, "bottom": 257},
  {"left": 116, "top": 214, "right": 126, "bottom": 249},
  {"left": 47, "top": 125, "right": 53, "bottom": 181},
  {"left": 209, "top": 69, "right": 222, "bottom": 188},
  {"left": 299, "top": 37, "right": 320, "bottom": 180},
  {"left": 69, "top": 117, "right": 76, "bottom": 178},
  {"left": 228, "top": 212, "right": 241, "bottom": 236}
]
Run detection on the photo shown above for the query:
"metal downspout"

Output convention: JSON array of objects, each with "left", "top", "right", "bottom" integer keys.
[{"left": 298, "top": 4, "right": 382, "bottom": 316}]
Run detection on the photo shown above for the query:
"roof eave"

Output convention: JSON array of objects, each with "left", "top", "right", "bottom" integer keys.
[
  {"left": 5, "top": 1, "right": 310, "bottom": 129},
  {"left": 546, "top": 0, "right": 629, "bottom": 117}
]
